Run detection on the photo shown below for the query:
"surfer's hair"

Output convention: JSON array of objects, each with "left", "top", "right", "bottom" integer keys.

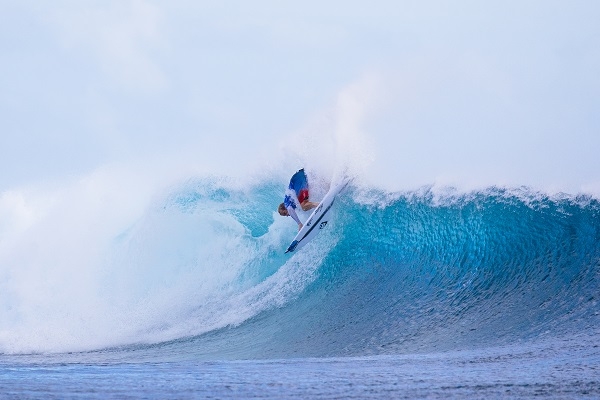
[{"left": 278, "top": 203, "right": 286, "bottom": 214}]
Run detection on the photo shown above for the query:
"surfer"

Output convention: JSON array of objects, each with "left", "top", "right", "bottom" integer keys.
[{"left": 278, "top": 168, "right": 319, "bottom": 231}]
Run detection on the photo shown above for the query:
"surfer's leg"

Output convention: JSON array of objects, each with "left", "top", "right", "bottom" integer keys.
[
  {"left": 297, "top": 189, "right": 309, "bottom": 204},
  {"left": 298, "top": 189, "right": 318, "bottom": 210},
  {"left": 300, "top": 200, "right": 318, "bottom": 211}
]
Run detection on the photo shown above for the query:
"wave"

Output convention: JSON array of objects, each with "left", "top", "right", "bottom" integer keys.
[{"left": 1, "top": 177, "right": 599, "bottom": 358}]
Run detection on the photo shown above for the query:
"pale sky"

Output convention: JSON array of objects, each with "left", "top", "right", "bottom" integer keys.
[{"left": 1, "top": 0, "right": 599, "bottom": 193}]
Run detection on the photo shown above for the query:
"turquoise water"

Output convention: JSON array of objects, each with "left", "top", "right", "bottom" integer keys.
[{"left": 1, "top": 179, "right": 598, "bottom": 397}]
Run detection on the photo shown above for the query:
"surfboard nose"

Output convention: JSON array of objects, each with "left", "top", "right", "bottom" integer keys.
[{"left": 286, "top": 240, "right": 299, "bottom": 253}]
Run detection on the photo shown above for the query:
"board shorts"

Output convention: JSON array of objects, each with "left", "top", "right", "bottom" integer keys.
[
  {"left": 297, "top": 188, "right": 309, "bottom": 204},
  {"left": 284, "top": 169, "right": 310, "bottom": 208}
]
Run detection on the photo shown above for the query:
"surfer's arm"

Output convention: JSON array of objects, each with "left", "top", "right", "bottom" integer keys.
[{"left": 286, "top": 206, "right": 302, "bottom": 228}]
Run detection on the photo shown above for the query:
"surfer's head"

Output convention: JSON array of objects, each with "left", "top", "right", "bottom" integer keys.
[{"left": 278, "top": 203, "right": 288, "bottom": 216}]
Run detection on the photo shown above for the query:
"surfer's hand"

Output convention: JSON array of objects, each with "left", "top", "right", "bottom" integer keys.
[{"left": 298, "top": 223, "right": 303, "bottom": 231}]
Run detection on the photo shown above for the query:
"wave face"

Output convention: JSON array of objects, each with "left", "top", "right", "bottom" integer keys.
[
  {"left": 280, "top": 187, "right": 600, "bottom": 357},
  {"left": 129, "top": 181, "right": 600, "bottom": 360},
  {"left": 1, "top": 178, "right": 599, "bottom": 358}
]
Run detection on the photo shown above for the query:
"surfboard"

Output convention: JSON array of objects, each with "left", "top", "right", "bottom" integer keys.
[{"left": 285, "top": 179, "right": 349, "bottom": 253}]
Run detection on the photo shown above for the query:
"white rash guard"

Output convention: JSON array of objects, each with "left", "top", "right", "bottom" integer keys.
[{"left": 284, "top": 188, "right": 302, "bottom": 226}]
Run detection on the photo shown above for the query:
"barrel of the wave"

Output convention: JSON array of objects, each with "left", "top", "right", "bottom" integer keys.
[{"left": 285, "top": 179, "right": 350, "bottom": 253}]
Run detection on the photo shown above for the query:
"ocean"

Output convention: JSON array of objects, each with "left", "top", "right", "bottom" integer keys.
[{"left": 1, "top": 177, "right": 598, "bottom": 398}]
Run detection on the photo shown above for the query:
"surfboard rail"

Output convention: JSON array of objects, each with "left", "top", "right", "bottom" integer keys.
[{"left": 285, "top": 179, "right": 349, "bottom": 253}]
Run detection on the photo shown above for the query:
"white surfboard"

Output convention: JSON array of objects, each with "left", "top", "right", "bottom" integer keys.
[{"left": 285, "top": 179, "right": 349, "bottom": 253}]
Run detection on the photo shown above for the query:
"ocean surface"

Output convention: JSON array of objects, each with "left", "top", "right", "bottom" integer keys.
[{"left": 1, "top": 177, "right": 599, "bottom": 398}]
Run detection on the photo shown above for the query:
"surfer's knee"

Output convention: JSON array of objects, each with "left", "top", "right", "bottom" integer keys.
[{"left": 301, "top": 201, "right": 316, "bottom": 211}]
